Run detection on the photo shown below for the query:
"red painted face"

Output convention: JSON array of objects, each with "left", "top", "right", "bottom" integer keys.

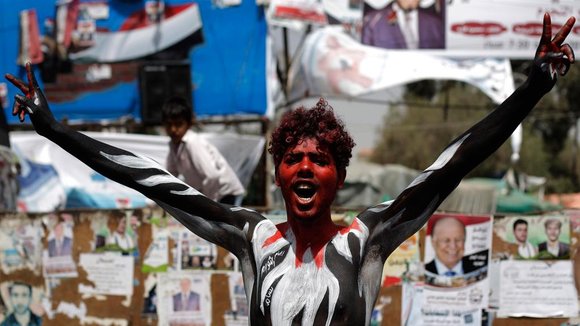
[{"left": 275, "top": 138, "right": 345, "bottom": 221}]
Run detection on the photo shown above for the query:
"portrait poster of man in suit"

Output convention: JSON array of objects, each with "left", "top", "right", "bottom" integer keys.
[
  {"left": 424, "top": 214, "right": 491, "bottom": 288},
  {"left": 172, "top": 277, "right": 200, "bottom": 312},
  {"left": 362, "top": 0, "right": 445, "bottom": 49},
  {"left": 47, "top": 221, "right": 72, "bottom": 258},
  {"left": 160, "top": 272, "right": 210, "bottom": 326},
  {"left": 43, "top": 214, "right": 78, "bottom": 278}
]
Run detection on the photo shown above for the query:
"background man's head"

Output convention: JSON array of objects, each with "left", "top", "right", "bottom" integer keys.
[
  {"left": 179, "top": 277, "right": 192, "bottom": 294},
  {"left": 116, "top": 217, "right": 127, "bottom": 234},
  {"left": 513, "top": 219, "right": 528, "bottom": 244},
  {"left": 544, "top": 219, "right": 562, "bottom": 242},
  {"left": 53, "top": 221, "right": 65, "bottom": 240},
  {"left": 431, "top": 217, "right": 466, "bottom": 270},
  {"left": 268, "top": 98, "right": 355, "bottom": 174},
  {"left": 8, "top": 282, "right": 32, "bottom": 316},
  {"left": 396, "top": 0, "right": 421, "bottom": 11},
  {"left": 162, "top": 96, "right": 194, "bottom": 145}
]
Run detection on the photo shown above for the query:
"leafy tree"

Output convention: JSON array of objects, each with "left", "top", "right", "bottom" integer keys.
[{"left": 371, "top": 79, "right": 549, "bottom": 181}]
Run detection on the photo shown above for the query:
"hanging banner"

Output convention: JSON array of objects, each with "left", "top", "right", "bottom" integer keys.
[
  {"left": 11, "top": 131, "right": 264, "bottom": 212},
  {"left": 288, "top": 26, "right": 514, "bottom": 104},
  {"left": 362, "top": 0, "right": 580, "bottom": 58},
  {"left": 69, "top": 3, "right": 201, "bottom": 63}
]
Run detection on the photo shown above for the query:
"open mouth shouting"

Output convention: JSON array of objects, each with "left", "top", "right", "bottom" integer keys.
[{"left": 293, "top": 182, "right": 318, "bottom": 206}]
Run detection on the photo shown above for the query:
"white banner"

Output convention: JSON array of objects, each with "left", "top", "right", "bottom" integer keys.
[
  {"left": 11, "top": 131, "right": 264, "bottom": 211},
  {"left": 445, "top": 0, "right": 580, "bottom": 59},
  {"left": 288, "top": 26, "right": 514, "bottom": 104},
  {"left": 272, "top": 0, "right": 580, "bottom": 58}
]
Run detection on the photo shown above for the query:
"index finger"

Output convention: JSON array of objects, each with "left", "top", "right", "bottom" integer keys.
[
  {"left": 552, "top": 16, "right": 576, "bottom": 46},
  {"left": 4, "top": 73, "right": 30, "bottom": 94}
]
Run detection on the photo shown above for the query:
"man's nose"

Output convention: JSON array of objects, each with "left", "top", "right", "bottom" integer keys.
[{"left": 297, "top": 159, "right": 314, "bottom": 178}]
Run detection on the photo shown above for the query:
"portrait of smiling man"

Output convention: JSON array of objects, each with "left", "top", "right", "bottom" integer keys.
[
  {"left": 424, "top": 215, "right": 490, "bottom": 287},
  {"left": 425, "top": 216, "right": 467, "bottom": 277}
]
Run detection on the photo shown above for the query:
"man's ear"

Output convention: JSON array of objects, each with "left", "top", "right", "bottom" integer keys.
[
  {"left": 337, "top": 168, "right": 346, "bottom": 189},
  {"left": 274, "top": 168, "right": 280, "bottom": 187}
]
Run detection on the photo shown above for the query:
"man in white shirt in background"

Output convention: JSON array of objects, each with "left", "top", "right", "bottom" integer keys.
[{"left": 162, "top": 96, "right": 245, "bottom": 205}]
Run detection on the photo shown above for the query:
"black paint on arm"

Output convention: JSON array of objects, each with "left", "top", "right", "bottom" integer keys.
[{"left": 360, "top": 65, "right": 554, "bottom": 260}]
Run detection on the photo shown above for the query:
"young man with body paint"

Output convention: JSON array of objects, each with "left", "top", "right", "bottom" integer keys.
[{"left": 5, "top": 14, "right": 576, "bottom": 326}]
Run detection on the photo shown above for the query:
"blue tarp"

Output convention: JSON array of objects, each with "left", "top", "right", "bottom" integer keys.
[{"left": 0, "top": 0, "right": 267, "bottom": 124}]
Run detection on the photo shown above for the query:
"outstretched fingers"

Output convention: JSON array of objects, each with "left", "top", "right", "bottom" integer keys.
[
  {"left": 540, "top": 13, "right": 553, "bottom": 46},
  {"left": 4, "top": 73, "right": 30, "bottom": 95},
  {"left": 552, "top": 16, "right": 576, "bottom": 47},
  {"left": 25, "top": 62, "right": 38, "bottom": 99}
]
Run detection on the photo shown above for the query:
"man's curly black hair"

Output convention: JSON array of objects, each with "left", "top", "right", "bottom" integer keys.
[{"left": 269, "top": 98, "right": 355, "bottom": 171}]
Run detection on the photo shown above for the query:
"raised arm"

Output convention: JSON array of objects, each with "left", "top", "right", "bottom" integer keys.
[
  {"left": 5, "top": 64, "right": 264, "bottom": 255},
  {"left": 359, "top": 13, "right": 576, "bottom": 258}
]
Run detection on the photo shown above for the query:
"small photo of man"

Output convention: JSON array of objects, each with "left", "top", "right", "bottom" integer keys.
[
  {"left": 537, "top": 218, "right": 570, "bottom": 260},
  {"left": 172, "top": 277, "right": 200, "bottom": 312},
  {"left": 47, "top": 221, "right": 73, "bottom": 258},
  {"left": 502, "top": 215, "right": 570, "bottom": 261},
  {"left": 0, "top": 282, "right": 42, "bottom": 326},
  {"left": 512, "top": 219, "right": 537, "bottom": 259}
]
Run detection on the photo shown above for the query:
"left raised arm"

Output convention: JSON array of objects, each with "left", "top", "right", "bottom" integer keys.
[{"left": 360, "top": 13, "right": 576, "bottom": 258}]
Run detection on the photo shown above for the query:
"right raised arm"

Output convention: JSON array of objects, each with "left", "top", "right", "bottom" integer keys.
[
  {"left": 5, "top": 64, "right": 264, "bottom": 255},
  {"left": 357, "top": 13, "right": 575, "bottom": 261}
]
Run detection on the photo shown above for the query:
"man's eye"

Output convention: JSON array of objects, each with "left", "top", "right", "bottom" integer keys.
[
  {"left": 313, "top": 157, "right": 329, "bottom": 166},
  {"left": 285, "top": 156, "right": 299, "bottom": 164}
]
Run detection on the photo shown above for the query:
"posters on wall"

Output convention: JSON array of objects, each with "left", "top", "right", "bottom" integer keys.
[
  {"left": 494, "top": 215, "right": 571, "bottom": 260},
  {"left": 78, "top": 253, "right": 134, "bottom": 296},
  {"left": 142, "top": 227, "right": 170, "bottom": 273},
  {"left": 381, "top": 232, "right": 420, "bottom": 286},
  {"left": 402, "top": 282, "right": 483, "bottom": 326},
  {"left": 0, "top": 282, "right": 45, "bottom": 325},
  {"left": 2, "top": 208, "right": 580, "bottom": 324},
  {"left": 491, "top": 213, "right": 578, "bottom": 318},
  {"left": 497, "top": 260, "right": 578, "bottom": 318},
  {"left": 424, "top": 213, "right": 491, "bottom": 293},
  {"left": 158, "top": 272, "right": 212, "bottom": 326},
  {"left": 43, "top": 213, "right": 77, "bottom": 278},
  {"left": 402, "top": 213, "right": 492, "bottom": 325},
  {"left": 0, "top": 215, "right": 43, "bottom": 274},
  {"left": 224, "top": 272, "right": 249, "bottom": 325}
]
